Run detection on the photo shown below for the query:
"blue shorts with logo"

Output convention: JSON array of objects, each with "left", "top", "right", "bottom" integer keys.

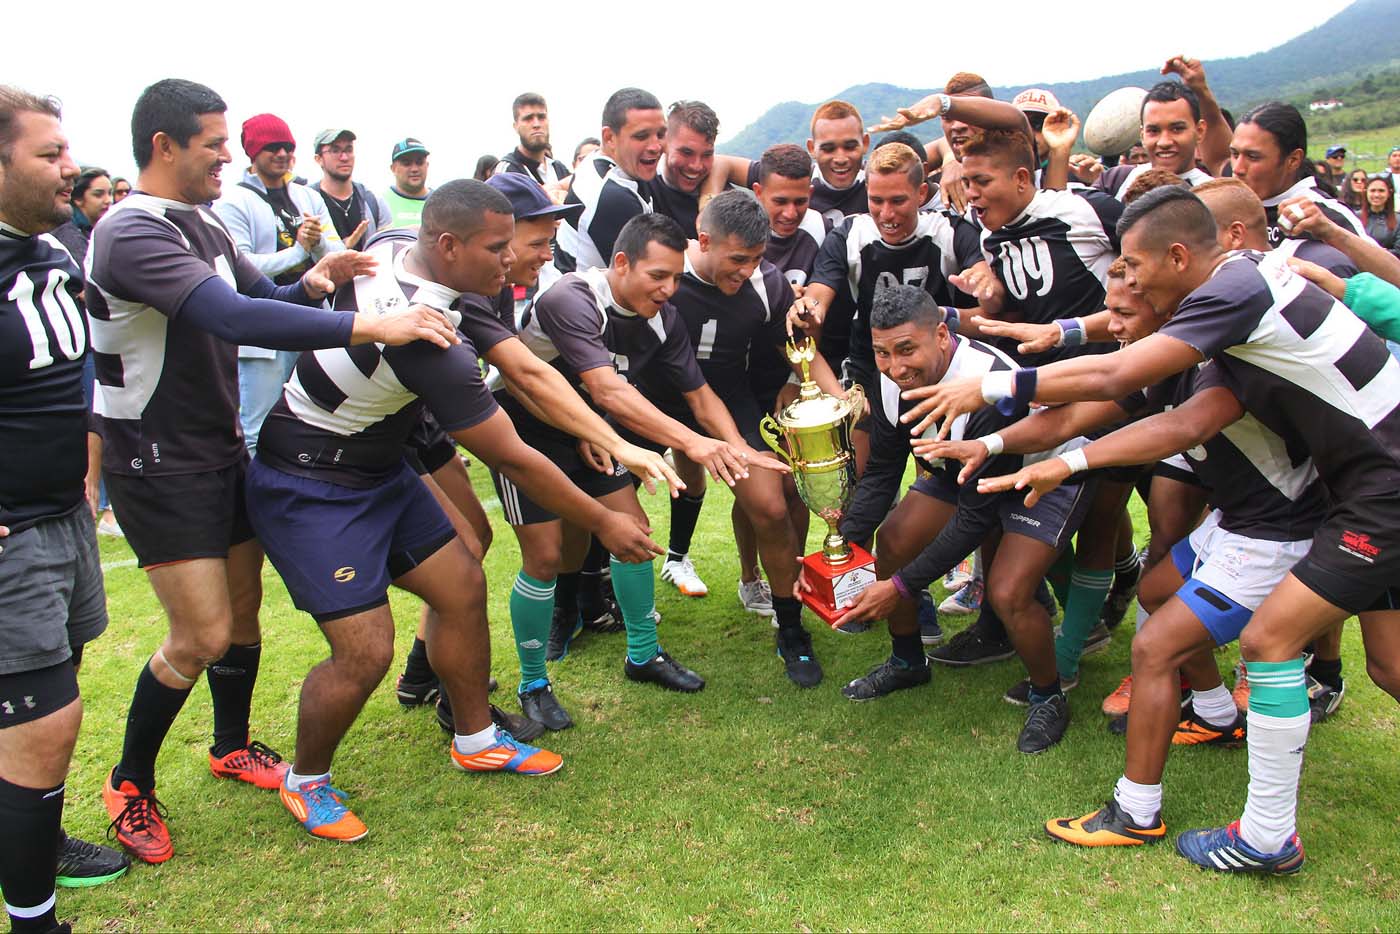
[{"left": 245, "top": 458, "right": 456, "bottom": 623}]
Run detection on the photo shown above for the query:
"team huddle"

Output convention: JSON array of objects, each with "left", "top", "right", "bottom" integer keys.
[{"left": 3, "top": 56, "right": 1400, "bottom": 932}]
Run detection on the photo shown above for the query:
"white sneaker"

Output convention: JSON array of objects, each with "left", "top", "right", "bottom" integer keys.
[
  {"left": 97, "top": 513, "right": 124, "bottom": 538},
  {"left": 737, "top": 578, "right": 776, "bottom": 621},
  {"left": 943, "top": 556, "right": 974, "bottom": 592},
  {"left": 660, "top": 555, "right": 708, "bottom": 597}
]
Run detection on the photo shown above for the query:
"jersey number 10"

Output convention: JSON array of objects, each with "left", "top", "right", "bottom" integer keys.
[{"left": 10, "top": 268, "right": 86, "bottom": 370}]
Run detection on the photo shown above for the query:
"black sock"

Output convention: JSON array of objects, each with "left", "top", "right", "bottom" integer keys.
[
  {"left": 555, "top": 572, "right": 580, "bottom": 621},
  {"left": 207, "top": 643, "right": 260, "bottom": 758},
  {"left": 1029, "top": 678, "right": 1062, "bottom": 703},
  {"left": 0, "top": 774, "right": 63, "bottom": 933},
  {"left": 578, "top": 538, "right": 610, "bottom": 622},
  {"left": 113, "top": 660, "right": 193, "bottom": 791},
  {"left": 1309, "top": 656, "right": 1343, "bottom": 691},
  {"left": 891, "top": 632, "right": 926, "bottom": 668},
  {"left": 402, "top": 637, "right": 435, "bottom": 683},
  {"left": 666, "top": 493, "right": 706, "bottom": 560},
  {"left": 972, "top": 603, "right": 1008, "bottom": 643},
  {"left": 773, "top": 595, "right": 803, "bottom": 633}
]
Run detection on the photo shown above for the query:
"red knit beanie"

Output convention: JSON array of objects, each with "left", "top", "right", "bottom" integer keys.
[{"left": 241, "top": 113, "right": 295, "bottom": 160}]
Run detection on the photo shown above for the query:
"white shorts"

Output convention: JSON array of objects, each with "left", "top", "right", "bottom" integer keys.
[{"left": 1175, "top": 510, "right": 1310, "bottom": 612}]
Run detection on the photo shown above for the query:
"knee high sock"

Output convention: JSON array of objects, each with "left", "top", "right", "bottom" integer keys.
[
  {"left": 510, "top": 571, "right": 556, "bottom": 688},
  {"left": 609, "top": 557, "right": 658, "bottom": 664},
  {"left": 114, "top": 660, "right": 194, "bottom": 791},
  {"left": 0, "top": 775, "right": 62, "bottom": 933},
  {"left": 667, "top": 492, "right": 706, "bottom": 561},
  {"left": 208, "top": 642, "right": 260, "bottom": 758},
  {"left": 1054, "top": 568, "right": 1114, "bottom": 678},
  {"left": 555, "top": 572, "right": 580, "bottom": 624},
  {"left": 578, "top": 538, "right": 611, "bottom": 624},
  {"left": 1240, "top": 658, "right": 1310, "bottom": 853}
]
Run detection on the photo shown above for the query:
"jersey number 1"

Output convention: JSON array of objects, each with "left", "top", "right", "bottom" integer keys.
[{"left": 11, "top": 268, "right": 86, "bottom": 369}]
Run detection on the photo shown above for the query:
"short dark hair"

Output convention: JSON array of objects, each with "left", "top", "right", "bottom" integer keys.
[
  {"left": 421, "top": 178, "right": 513, "bottom": 240},
  {"left": 758, "top": 143, "right": 811, "bottom": 183},
  {"left": 614, "top": 212, "right": 686, "bottom": 264},
  {"left": 699, "top": 189, "right": 769, "bottom": 248},
  {"left": 1141, "top": 80, "right": 1202, "bottom": 123},
  {"left": 875, "top": 131, "right": 926, "bottom": 157},
  {"left": 1121, "top": 168, "right": 1185, "bottom": 205},
  {"left": 602, "top": 88, "right": 662, "bottom": 133},
  {"left": 473, "top": 154, "right": 497, "bottom": 181},
  {"left": 74, "top": 166, "right": 110, "bottom": 200},
  {"left": 112, "top": 176, "right": 129, "bottom": 188},
  {"left": 572, "top": 137, "right": 600, "bottom": 164},
  {"left": 131, "top": 78, "right": 227, "bottom": 169},
  {"left": 1117, "top": 185, "right": 1218, "bottom": 252},
  {"left": 945, "top": 72, "right": 993, "bottom": 99},
  {"left": 961, "top": 129, "right": 1036, "bottom": 175},
  {"left": 512, "top": 92, "right": 546, "bottom": 119},
  {"left": 667, "top": 101, "right": 719, "bottom": 142},
  {"left": 870, "top": 283, "right": 945, "bottom": 331},
  {"left": 0, "top": 85, "right": 62, "bottom": 165}
]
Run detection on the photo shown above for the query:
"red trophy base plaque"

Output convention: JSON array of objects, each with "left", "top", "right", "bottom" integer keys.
[{"left": 798, "top": 543, "right": 877, "bottom": 628}]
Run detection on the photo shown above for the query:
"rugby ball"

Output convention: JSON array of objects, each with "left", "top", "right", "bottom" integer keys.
[{"left": 1084, "top": 87, "right": 1148, "bottom": 156}]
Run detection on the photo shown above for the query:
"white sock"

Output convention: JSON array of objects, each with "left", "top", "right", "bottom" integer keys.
[
  {"left": 285, "top": 768, "right": 330, "bottom": 791},
  {"left": 1239, "top": 709, "right": 1310, "bottom": 853},
  {"left": 453, "top": 724, "right": 498, "bottom": 755},
  {"left": 1113, "top": 774, "right": 1162, "bottom": 826},
  {"left": 1191, "top": 684, "right": 1238, "bottom": 727},
  {"left": 1135, "top": 603, "right": 1149, "bottom": 629}
]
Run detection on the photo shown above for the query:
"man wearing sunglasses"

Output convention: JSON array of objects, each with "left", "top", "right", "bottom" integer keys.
[{"left": 213, "top": 113, "right": 344, "bottom": 455}]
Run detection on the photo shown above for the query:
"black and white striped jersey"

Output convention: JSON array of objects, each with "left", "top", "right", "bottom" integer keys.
[
  {"left": 1262, "top": 176, "right": 1369, "bottom": 247},
  {"left": 495, "top": 149, "right": 570, "bottom": 187},
  {"left": 812, "top": 211, "right": 983, "bottom": 385},
  {"left": 810, "top": 169, "right": 867, "bottom": 225},
  {"left": 1270, "top": 237, "right": 1359, "bottom": 277},
  {"left": 1119, "top": 360, "right": 1326, "bottom": 541},
  {"left": 765, "top": 207, "right": 831, "bottom": 290},
  {"left": 638, "top": 254, "right": 793, "bottom": 409},
  {"left": 255, "top": 239, "right": 498, "bottom": 488},
  {"left": 86, "top": 194, "right": 265, "bottom": 476},
  {"left": 976, "top": 187, "right": 1123, "bottom": 365},
  {"left": 554, "top": 153, "right": 651, "bottom": 274},
  {"left": 1159, "top": 250, "right": 1400, "bottom": 502},
  {"left": 0, "top": 222, "right": 89, "bottom": 531},
  {"left": 1094, "top": 162, "right": 1213, "bottom": 201}
]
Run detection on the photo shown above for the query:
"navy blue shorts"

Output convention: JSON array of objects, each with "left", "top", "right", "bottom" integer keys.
[{"left": 245, "top": 459, "right": 456, "bottom": 623}]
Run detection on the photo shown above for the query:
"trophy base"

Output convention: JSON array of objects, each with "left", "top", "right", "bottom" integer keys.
[{"left": 798, "top": 544, "right": 877, "bottom": 629}]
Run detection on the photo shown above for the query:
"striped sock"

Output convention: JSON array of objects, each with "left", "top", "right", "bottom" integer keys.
[
  {"left": 1055, "top": 567, "right": 1114, "bottom": 677},
  {"left": 1239, "top": 657, "right": 1310, "bottom": 853},
  {"left": 609, "top": 557, "right": 659, "bottom": 664},
  {"left": 510, "top": 571, "right": 555, "bottom": 687}
]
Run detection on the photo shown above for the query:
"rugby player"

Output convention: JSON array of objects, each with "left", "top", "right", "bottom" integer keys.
[
  {"left": 246, "top": 180, "right": 662, "bottom": 841},
  {"left": 86, "top": 79, "right": 457, "bottom": 864},
  {"left": 648, "top": 101, "right": 718, "bottom": 239},
  {"left": 901, "top": 186, "right": 1400, "bottom": 874}
]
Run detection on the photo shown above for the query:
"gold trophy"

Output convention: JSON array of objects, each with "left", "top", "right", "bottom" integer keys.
[{"left": 759, "top": 341, "right": 877, "bottom": 627}]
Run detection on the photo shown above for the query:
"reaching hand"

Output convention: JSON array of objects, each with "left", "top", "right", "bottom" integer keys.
[
  {"left": 785, "top": 295, "right": 824, "bottom": 339},
  {"left": 1069, "top": 153, "right": 1104, "bottom": 184},
  {"left": 304, "top": 250, "right": 377, "bottom": 298},
  {"left": 1285, "top": 256, "right": 1347, "bottom": 301},
  {"left": 971, "top": 315, "right": 1061, "bottom": 355},
  {"left": 595, "top": 510, "right": 663, "bottom": 564},
  {"left": 612, "top": 441, "right": 686, "bottom": 497},
  {"left": 1041, "top": 108, "right": 1081, "bottom": 153},
  {"left": 910, "top": 438, "right": 991, "bottom": 484},
  {"left": 370, "top": 304, "right": 461, "bottom": 349},
  {"left": 898, "top": 375, "right": 987, "bottom": 439},
  {"left": 976, "top": 456, "right": 1072, "bottom": 507},
  {"left": 577, "top": 438, "right": 614, "bottom": 475},
  {"left": 940, "top": 159, "right": 968, "bottom": 214},
  {"left": 950, "top": 261, "right": 1001, "bottom": 301},
  {"left": 1161, "top": 55, "right": 1209, "bottom": 93}
]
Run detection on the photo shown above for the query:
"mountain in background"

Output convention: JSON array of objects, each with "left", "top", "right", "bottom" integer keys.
[{"left": 722, "top": 0, "right": 1400, "bottom": 157}]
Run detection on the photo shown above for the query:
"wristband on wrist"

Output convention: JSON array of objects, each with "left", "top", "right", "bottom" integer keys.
[
  {"left": 890, "top": 574, "right": 913, "bottom": 600},
  {"left": 978, "top": 433, "right": 1005, "bottom": 456},
  {"left": 942, "top": 305, "right": 960, "bottom": 332},
  {"left": 981, "top": 370, "right": 1013, "bottom": 404},
  {"left": 995, "top": 368, "right": 1038, "bottom": 416},
  {"left": 1057, "top": 447, "right": 1090, "bottom": 474},
  {"left": 938, "top": 93, "right": 953, "bottom": 117},
  {"left": 1056, "top": 318, "right": 1085, "bottom": 348}
]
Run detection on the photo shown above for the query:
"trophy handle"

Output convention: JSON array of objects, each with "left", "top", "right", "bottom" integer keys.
[
  {"left": 844, "top": 384, "right": 866, "bottom": 429},
  {"left": 757, "top": 415, "right": 793, "bottom": 467}
]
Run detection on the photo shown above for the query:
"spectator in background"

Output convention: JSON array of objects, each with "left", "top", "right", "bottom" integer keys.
[
  {"left": 1362, "top": 174, "right": 1399, "bottom": 253},
  {"left": 473, "top": 154, "right": 497, "bottom": 181},
  {"left": 111, "top": 176, "right": 131, "bottom": 201},
  {"left": 213, "top": 113, "right": 344, "bottom": 455},
  {"left": 310, "top": 128, "right": 388, "bottom": 249},
  {"left": 573, "top": 137, "right": 601, "bottom": 169},
  {"left": 383, "top": 137, "right": 431, "bottom": 228},
  {"left": 496, "top": 93, "right": 572, "bottom": 186},
  {"left": 1343, "top": 168, "right": 1368, "bottom": 213},
  {"left": 1122, "top": 143, "right": 1148, "bottom": 165},
  {"left": 1322, "top": 145, "right": 1348, "bottom": 189}
]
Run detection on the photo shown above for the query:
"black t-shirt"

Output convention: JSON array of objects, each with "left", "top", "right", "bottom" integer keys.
[
  {"left": 810, "top": 171, "right": 868, "bottom": 225},
  {"left": 765, "top": 208, "right": 831, "bottom": 290},
  {"left": 318, "top": 188, "right": 364, "bottom": 243},
  {"left": 647, "top": 175, "right": 702, "bottom": 239},
  {"left": 496, "top": 149, "right": 570, "bottom": 186},
  {"left": 0, "top": 223, "right": 89, "bottom": 531}
]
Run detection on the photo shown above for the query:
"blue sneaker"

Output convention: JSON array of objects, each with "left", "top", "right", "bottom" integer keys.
[
  {"left": 918, "top": 592, "right": 943, "bottom": 646},
  {"left": 1175, "top": 821, "right": 1304, "bottom": 875},
  {"left": 280, "top": 777, "right": 367, "bottom": 842}
]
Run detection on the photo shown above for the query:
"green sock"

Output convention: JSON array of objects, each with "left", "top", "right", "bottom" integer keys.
[
  {"left": 1047, "top": 544, "right": 1075, "bottom": 608},
  {"left": 510, "top": 571, "right": 555, "bottom": 687},
  {"left": 1054, "top": 567, "right": 1114, "bottom": 677},
  {"left": 609, "top": 557, "right": 658, "bottom": 664}
]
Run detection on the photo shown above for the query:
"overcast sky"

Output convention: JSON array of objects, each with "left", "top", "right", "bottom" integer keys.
[{"left": 12, "top": 0, "right": 1353, "bottom": 186}]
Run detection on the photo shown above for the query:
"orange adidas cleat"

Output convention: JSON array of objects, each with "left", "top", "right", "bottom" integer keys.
[
  {"left": 450, "top": 728, "right": 563, "bottom": 776},
  {"left": 280, "top": 777, "right": 368, "bottom": 842}
]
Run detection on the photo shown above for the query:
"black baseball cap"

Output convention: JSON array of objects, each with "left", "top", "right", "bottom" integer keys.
[{"left": 486, "top": 172, "right": 583, "bottom": 222}]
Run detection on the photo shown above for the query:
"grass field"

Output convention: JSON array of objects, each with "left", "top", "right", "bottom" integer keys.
[
  {"left": 1310, "top": 122, "right": 1400, "bottom": 172},
  {"left": 60, "top": 461, "right": 1400, "bottom": 932}
]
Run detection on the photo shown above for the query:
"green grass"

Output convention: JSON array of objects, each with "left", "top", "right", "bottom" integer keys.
[
  {"left": 64, "top": 462, "right": 1400, "bottom": 932},
  {"left": 1310, "top": 122, "right": 1400, "bottom": 171}
]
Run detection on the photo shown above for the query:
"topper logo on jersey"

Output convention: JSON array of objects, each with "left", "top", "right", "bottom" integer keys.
[{"left": 997, "top": 237, "right": 1054, "bottom": 300}]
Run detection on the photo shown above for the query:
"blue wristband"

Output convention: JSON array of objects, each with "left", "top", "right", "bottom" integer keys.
[
  {"left": 996, "top": 368, "right": 1038, "bottom": 415},
  {"left": 942, "top": 306, "right": 960, "bottom": 332},
  {"left": 1057, "top": 318, "right": 1085, "bottom": 348}
]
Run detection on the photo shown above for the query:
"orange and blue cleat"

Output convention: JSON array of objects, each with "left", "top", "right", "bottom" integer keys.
[
  {"left": 450, "top": 728, "right": 563, "bottom": 776},
  {"left": 209, "top": 740, "right": 291, "bottom": 789},
  {"left": 103, "top": 770, "right": 173, "bottom": 864},
  {"left": 1172, "top": 711, "right": 1246, "bottom": 746},
  {"left": 1046, "top": 798, "right": 1166, "bottom": 847},
  {"left": 279, "top": 776, "right": 367, "bottom": 842}
]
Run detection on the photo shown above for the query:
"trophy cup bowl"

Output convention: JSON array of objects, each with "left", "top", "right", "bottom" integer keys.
[{"left": 759, "top": 343, "right": 877, "bottom": 628}]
